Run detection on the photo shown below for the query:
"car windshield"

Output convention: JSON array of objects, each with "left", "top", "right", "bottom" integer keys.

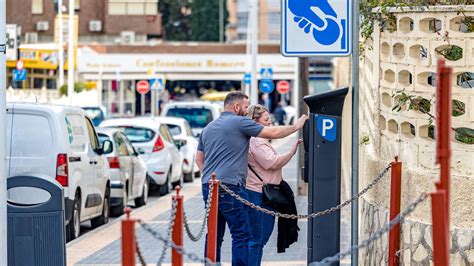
[
  {"left": 110, "top": 126, "right": 155, "bottom": 143},
  {"left": 83, "top": 107, "right": 105, "bottom": 126},
  {"left": 166, "top": 124, "right": 182, "bottom": 136},
  {"left": 167, "top": 108, "right": 213, "bottom": 129}
]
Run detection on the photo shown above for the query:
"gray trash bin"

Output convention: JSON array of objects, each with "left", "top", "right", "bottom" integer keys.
[{"left": 7, "top": 175, "right": 66, "bottom": 266}]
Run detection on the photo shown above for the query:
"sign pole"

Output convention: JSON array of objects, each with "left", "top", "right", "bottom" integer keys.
[
  {"left": 351, "top": 0, "right": 360, "bottom": 265},
  {"left": 250, "top": 0, "right": 259, "bottom": 105},
  {"left": 67, "top": 0, "right": 75, "bottom": 105},
  {"left": 0, "top": 0, "right": 8, "bottom": 264},
  {"left": 58, "top": 0, "right": 64, "bottom": 88}
]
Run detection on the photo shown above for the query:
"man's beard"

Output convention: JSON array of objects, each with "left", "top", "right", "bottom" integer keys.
[{"left": 237, "top": 108, "right": 246, "bottom": 116}]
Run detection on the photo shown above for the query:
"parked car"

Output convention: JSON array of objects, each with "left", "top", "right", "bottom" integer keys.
[
  {"left": 152, "top": 117, "right": 200, "bottom": 182},
  {"left": 6, "top": 103, "right": 112, "bottom": 241},
  {"left": 100, "top": 118, "right": 184, "bottom": 195},
  {"left": 283, "top": 105, "right": 296, "bottom": 125},
  {"left": 96, "top": 128, "right": 149, "bottom": 216},
  {"left": 161, "top": 101, "right": 222, "bottom": 137},
  {"left": 82, "top": 106, "right": 107, "bottom": 126}
]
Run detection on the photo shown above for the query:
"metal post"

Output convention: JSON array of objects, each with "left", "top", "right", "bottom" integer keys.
[
  {"left": 121, "top": 208, "right": 136, "bottom": 266},
  {"left": 388, "top": 157, "right": 402, "bottom": 266},
  {"left": 249, "top": 0, "right": 259, "bottom": 105},
  {"left": 172, "top": 186, "right": 183, "bottom": 266},
  {"left": 297, "top": 57, "right": 308, "bottom": 196},
  {"left": 219, "top": 0, "right": 224, "bottom": 43},
  {"left": 67, "top": 0, "right": 75, "bottom": 105},
  {"left": 58, "top": 0, "right": 64, "bottom": 87},
  {"left": 206, "top": 173, "right": 219, "bottom": 263},
  {"left": 431, "top": 191, "right": 449, "bottom": 266},
  {"left": 435, "top": 59, "right": 451, "bottom": 232},
  {"left": 351, "top": 0, "right": 360, "bottom": 264},
  {"left": 0, "top": 0, "right": 8, "bottom": 264}
]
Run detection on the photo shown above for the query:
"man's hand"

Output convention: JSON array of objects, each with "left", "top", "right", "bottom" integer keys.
[
  {"left": 291, "top": 138, "right": 303, "bottom": 154},
  {"left": 295, "top": 115, "right": 309, "bottom": 129}
]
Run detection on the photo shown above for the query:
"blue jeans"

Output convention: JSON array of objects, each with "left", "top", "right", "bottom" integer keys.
[
  {"left": 202, "top": 183, "right": 251, "bottom": 266},
  {"left": 247, "top": 189, "right": 275, "bottom": 266}
]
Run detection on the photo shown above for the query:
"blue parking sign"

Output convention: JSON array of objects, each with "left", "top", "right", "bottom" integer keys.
[
  {"left": 282, "top": 0, "right": 352, "bottom": 56},
  {"left": 316, "top": 115, "right": 337, "bottom": 142},
  {"left": 12, "top": 69, "right": 27, "bottom": 81}
]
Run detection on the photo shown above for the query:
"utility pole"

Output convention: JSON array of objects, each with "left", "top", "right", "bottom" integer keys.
[
  {"left": 351, "top": 0, "right": 361, "bottom": 265},
  {"left": 0, "top": 0, "right": 8, "bottom": 264},
  {"left": 219, "top": 0, "right": 224, "bottom": 43},
  {"left": 58, "top": 0, "right": 64, "bottom": 88},
  {"left": 249, "top": 0, "right": 259, "bottom": 105},
  {"left": 67, "top": 0, "right": 75, "bottom": 105},
  {"left": 297, "top": 57, "right": 309, "bottom": 196}
]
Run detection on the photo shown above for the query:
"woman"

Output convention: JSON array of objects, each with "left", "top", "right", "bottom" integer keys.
[{"left": 245, "top": 104, "right": 302, "bottom": 265}]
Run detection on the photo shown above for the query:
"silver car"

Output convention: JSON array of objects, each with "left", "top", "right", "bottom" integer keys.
[{"left": 97, "top": 128, "right": 149, "bottom": 216}]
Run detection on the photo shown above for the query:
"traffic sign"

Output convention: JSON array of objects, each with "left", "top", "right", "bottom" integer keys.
[
  {"left": 150, "top": 78, "right": 164, "bottom": 91},
  {"left": 12, "top": 69, "right": 27, "bottom": 81},
  {"left": 282, "top": 0, "right": 352, "bottom": 56},
  {"left": 259, "top": 80, "right": 274, "bottom": 93},
  {"left": 136, "top": 80, "right": 150, "bottom": 94},
  {"left": 243, "top": 73, "right": 251, "bottom": 85},
  {"left": 16, "top": 60, "right": 24, "bottom": 70},
  {"left": 260, "top": 68, "right": 273, "bottom": 79},
  {"left": 276, "top": 80, "right": 290, "bottom": 94}
]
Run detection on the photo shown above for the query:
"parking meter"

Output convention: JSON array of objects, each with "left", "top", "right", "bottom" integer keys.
[{"left": 303, "top": 87, "right": 348, "bottom": 265}]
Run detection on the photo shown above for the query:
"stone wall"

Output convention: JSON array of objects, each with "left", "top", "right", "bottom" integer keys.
[{"left": 358, "top": 5, "right": 474, "bottom": 265}]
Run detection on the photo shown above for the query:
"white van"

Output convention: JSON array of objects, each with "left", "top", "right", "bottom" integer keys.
[{"left": 6, "top": 103, "right": 112, "bottom": 241}]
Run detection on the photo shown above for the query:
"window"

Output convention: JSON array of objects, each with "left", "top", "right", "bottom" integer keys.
[
  {"left": 268, "top": 12, "right": 280, "bottom": 26},
  {"left": 166, "top": 124, "right": 182, "bottom": 136},
  {"left": 32, "top": 0, "right": 43, "bottom": 14},
  {"left": 8, "top": 114, "right": 53, "bottom": 157},
  {"left": 75, "top": 0, "right": 80, "bottom": 10},
  {"left": 108, "top": 0, "right": 158, "bottom": 15},
  {"left": 166, "top": 108, "right": 213, "bottom": 129},
  {"left": 159, "top": 126, "right": 172, "bottom": 143},
  {"left": 85, "top": 118, "right": 99, "bottom": 150},
  {"left": 114, "top": 133, "right": 129, "bottom": 156},
  {"left": 114, "top": 126, "right": 155, "bottom": 143}
]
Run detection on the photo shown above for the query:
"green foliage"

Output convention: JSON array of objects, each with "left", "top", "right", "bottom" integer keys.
[
  {"left": 59, "top": 82, "right": 85, "bottom": 96},
  {"left": 435, "top": 45, "right": 463, "bottom": 61},
  {"left": 454, "top": 127, "right": 474, "bottom": 144},
  {"left": 452, "top": 100, "right": 466, "bottom": 117},
  {"left": 190, "top": 0, "right": 228, "bottom": 42},
  {"left": 159, "top": 0, "right": 192, "bottom": 41}
]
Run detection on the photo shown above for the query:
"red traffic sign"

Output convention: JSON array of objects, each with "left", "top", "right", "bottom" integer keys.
[
  {"left": 276, "top": 80, "right": 290, "bottom": 94},
  {"left": 16, "top": 60, "right": 24, "bottom": 70},
  {"left": 136, "top": 80, "right": 150, "bottom": 94}
]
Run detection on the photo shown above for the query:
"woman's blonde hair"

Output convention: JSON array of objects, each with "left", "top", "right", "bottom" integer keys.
[{"left": 247, "top": 104, "right": 268, "bottom": 121}]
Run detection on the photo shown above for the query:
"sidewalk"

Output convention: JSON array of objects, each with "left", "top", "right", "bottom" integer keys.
[{"left": 68, "top": 135, "right": 350, "bottom": 265}]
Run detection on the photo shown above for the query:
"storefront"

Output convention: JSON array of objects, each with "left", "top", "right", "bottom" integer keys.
[{"left": 77, "top": 48, "right": 298, "bottom": 117}]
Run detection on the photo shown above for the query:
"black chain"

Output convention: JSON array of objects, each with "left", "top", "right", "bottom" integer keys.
[
  {"left": 312, "top": 193, "right": 429, "bottom": 265},
  {"left": 219, "top": 164, "right": 392, "bottom": 219},
  {"left": 183, "top": 181, "right": 214, "bottom": 241},
  {"left": 135, "top": 240, "right": 147, "bottom": 266}
]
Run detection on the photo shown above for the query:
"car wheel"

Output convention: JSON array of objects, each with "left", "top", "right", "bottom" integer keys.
[
  {"left": 135, "top": 177, "right": 149, "bottom": 207},
  {"left": 111, "top": 186, "right": 127, "bottom": 217},
  {"left": 67, "top": 194, "right": 81, "bottom": 241},
  {"left": 158, "top": 170, "right": 171, "bottom": 196},
  {"left": 91, "top": 188, "right": 110, "bottom": 228}
]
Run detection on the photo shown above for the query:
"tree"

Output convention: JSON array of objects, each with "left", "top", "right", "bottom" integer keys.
[
  {"left": 190, "top": 0, "right": 228, "bottom": 42},
  {"left": 159, "top": 0, "right": 192, "bottom": 41}
]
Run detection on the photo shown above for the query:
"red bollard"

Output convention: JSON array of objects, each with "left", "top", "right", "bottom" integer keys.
[
  {"left": 122, "top": 207, "right": 136, "bottom": 266},
  {"left": 436, "top": 59, "right": 452, "bottom": 232},
  {"left": 388, "top": 156, "right": 402, "bottom": 266},
  {"left": 206, "top": 173, "right": 219, "bottom": 263},
  {"left": 431, "top": 191, "right": 449, "bottom": 266},
  {"left": 172, "top": 186, "right": 184, "bottom": 266}
]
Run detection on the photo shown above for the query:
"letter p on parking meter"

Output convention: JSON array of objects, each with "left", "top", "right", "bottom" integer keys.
[{"left": 317, "top": 116, "right": 337, "bottom": 142}]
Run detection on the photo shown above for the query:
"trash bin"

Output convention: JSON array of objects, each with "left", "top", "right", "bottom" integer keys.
[
  {"left": 303, "top": 87, "right": 348, "bottom": 265},
  {"left": 7, "top": 175, "right": 66, "bottom": 266}
]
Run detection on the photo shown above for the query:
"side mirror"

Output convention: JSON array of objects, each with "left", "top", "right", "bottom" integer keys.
[
  {"left": 175, "top": 139, "right": 187, "bottom": 150},
  {"left": 102, "top": 140, "right": 113, "bottom": 154}
]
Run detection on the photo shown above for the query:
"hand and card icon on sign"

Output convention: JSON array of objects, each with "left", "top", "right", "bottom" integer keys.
[{"left": 283, "top": 0, "right": 351, "bottom": 56}]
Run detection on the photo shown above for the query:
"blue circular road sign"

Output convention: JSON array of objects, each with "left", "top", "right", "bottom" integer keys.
[
  {"left": 243, "top": 73, "right": 251, "bottom": 85},
  {"left": 259, "top": 80, "right": 274, "bottom": 93}
]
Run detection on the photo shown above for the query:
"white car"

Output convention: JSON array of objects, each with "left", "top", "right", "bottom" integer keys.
[
  {"left": 152, "top": 117, "right": 200, "bottom": 182},
  {"left": 100, "top": 118, "right": 184, "bottom": 195},
  {"left": 161, "top": 101, "right": 222, "bottom": 137},
  {"left": 283, "top": 105, "right": 296, "bottom": 125},
  {"left": 6, "top": 103, "right": 112, "bottom": 241},
  {"left": 96, "top": 128, "right": 149, "bottom": 216}
]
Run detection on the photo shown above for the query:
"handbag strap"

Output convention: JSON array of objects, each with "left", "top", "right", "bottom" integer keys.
[{"left": 248, "top": 164, "right": 266, "bottom": 185}]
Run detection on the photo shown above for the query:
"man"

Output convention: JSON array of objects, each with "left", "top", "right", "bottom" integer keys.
[
  {"left": 196, "top": 92, "right": 307, "bottom": 265},
  {"left": 273, "top": 102, "right": 287, "bottom": 125}
]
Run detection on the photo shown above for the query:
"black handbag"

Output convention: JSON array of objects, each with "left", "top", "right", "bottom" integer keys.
[{"left": 248, "top": 165, "right": 290, "bottom": 210}]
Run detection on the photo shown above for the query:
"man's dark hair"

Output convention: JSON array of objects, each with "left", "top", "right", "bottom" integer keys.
[{"left": 224, "top": 91, "right": 248, "bottom": 106}]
